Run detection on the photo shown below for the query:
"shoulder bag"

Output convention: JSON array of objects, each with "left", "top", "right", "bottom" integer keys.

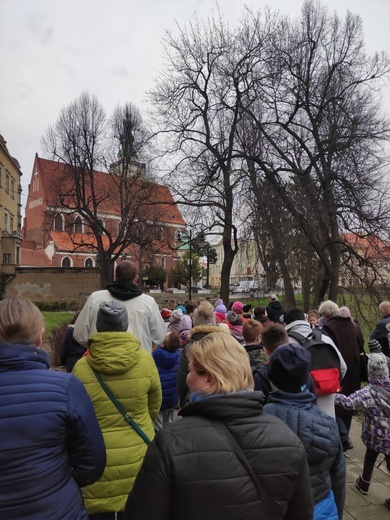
[{"left": 93, "top": 369, "right": 151, "bottom": 445}]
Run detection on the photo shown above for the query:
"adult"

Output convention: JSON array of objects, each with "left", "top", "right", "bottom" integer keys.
[
  {"left": 253, "top": 306, "right": 270, "bottom": 325},
  {"left": 266, "top": 294, "right": 284, "bottom": 323},
  {"left": 60, "top": 310, "right": 87, "bottom": 372},
  {"left": 284, "top": 308, "right": 347, "bottom": 418},
  {"left": 73, "top": 300, "right": 162, "bottom": 518},
  {"left": 264, "top": 344, "right": 345, "bottom": 520},
  {"left": 0, "top": 297, "right": 106, "bottom": 520},
  {"left": 370, "top": 301, "right": 390, "bottom": 358},
  {"left": 74, "top": 260, "right": 166, "bottom": 353},
  {"left": 126, "top": 333, "right": 313, "bottom": 520},
  {"left": 319, "top": 300, "right": 361, "bottom": 451}
]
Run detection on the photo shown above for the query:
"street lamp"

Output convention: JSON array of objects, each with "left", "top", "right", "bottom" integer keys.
[{"left": 175, "top": 229, "right": 206, "bottom": 302}]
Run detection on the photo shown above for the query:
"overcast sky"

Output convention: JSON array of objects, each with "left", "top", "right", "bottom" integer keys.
[{"left": 1, "top": 0, "right": 389, "bottom": 208}]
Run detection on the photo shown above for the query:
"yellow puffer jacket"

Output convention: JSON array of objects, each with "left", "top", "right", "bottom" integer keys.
[{"left": 72, "top": 331, "right": 162, "bottom": 514}]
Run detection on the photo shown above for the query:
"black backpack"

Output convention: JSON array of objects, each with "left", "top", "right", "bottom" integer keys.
[{"left": 288, "top": 329, "right": 341, "bottom": 396}]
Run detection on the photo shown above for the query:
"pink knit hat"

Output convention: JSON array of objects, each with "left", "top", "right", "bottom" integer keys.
[{"left": 231, "top": 301, "right": 244, "bottom": 314}]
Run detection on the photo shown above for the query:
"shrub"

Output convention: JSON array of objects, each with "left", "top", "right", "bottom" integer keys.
[{"left": 45, "top": 322, "right": 69, "bottom": 367}]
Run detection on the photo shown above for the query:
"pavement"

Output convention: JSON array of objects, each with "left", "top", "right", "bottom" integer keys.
[{"left": 344, "top": 416, "right": 390, "bottom": 519}]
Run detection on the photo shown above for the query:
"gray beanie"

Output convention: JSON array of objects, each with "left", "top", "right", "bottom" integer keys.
[
  {"left": 368, "top": 353, "right": 389, "bottom": 380},
  {"left": 96, "top": 301, "right": 129, "bottom": 333}
]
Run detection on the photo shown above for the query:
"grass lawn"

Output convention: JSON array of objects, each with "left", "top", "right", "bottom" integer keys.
[{"left": 43, "top": 312, "right": 72, "bottom": 335}]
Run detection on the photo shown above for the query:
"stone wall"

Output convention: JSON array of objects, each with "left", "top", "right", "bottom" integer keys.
[{"left": 5, "top": 267, "right": 101, "bottom": 305}]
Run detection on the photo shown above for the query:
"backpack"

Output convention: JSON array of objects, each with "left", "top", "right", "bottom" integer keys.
[{"left": 288, "top": 329, "right": 341, "bottom": 396}]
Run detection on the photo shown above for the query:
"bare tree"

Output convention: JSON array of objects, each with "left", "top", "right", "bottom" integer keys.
[
  {"left": 43, "top": 92, "right": 167, "bottom": 288},
  {"left": 237, "top": 1, "right": 390, "bottom": 306}
]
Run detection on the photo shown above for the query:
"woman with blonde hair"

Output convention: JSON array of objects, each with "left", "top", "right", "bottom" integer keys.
[
  {"left": 126, "top": 333, "right": 313, "bottom": 520},
  {"left": 0, "top": 297, "right": 106, "bottom": 519}
]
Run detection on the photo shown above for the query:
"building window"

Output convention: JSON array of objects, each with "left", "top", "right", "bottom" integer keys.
[
  {"left": 54, "top": 214, "right": 64, "bottom": 231},
  {"left": 61, "top": 256, "right": 72, "bottom": 267},
  {"left": 11, "top": 179, "right": 15, "bottom": 198},
  {"left": 16, "top": 246, "right": 20, "bottom": 265},
  {"left": 74, "top": 216, "right": 83, "bottom": 233},
  {"left": 2, "top": 253, "right": 11, "bottom": 264},
  {"left": 10, "top": 216, "right": 13, "bottom": 232},
  {"left": 0, "top": 163, "right": 3, "bottom": 186},
  {"left": 161, "top": 256, "right": 166, "bottom": 268},
  {"left": 85, "top": 257, "right": 94, "bottom": 267},
  {"left": 4, "top": 212, "right": 8, "bottom": 232},
  {"left": 5, "top": 174, "right": 9, "bottom": 194}
]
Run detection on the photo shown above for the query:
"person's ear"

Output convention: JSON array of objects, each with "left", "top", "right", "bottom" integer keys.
[
  {"left": 203, "top": 371, "right": 216, "bottom": 391},
  {"left": 36, "top": 328, "right": 44, "bottom": 347}
]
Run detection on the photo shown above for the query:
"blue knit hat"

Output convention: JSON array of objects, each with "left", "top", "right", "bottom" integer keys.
[{"left": 268, "top": 343, "right": 311, "bottom": 393}]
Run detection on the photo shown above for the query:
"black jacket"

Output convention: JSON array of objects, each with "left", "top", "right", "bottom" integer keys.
[{"left": 125, "top": 392, "right": 313, "bottom": 520}]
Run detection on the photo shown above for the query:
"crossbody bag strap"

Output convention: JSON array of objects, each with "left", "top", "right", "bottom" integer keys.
[
  {"left": 212, "top": 420, "right": 279, "bottom": 519},
  {"left": 92, "top": 369, "right": 151, "bottom": 445}
]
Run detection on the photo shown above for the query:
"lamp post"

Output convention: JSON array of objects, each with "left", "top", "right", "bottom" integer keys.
[{"left": 175, "top": 229, "right": 206, "bottom": 302}]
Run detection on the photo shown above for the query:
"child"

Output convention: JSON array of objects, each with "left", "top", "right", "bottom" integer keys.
[
  {"left": 307, "top": 310, "right": 320, "bottom": 329},
  {"left": 335, "top": 353, "right": 390, "bottom": 501},
  {"left": 242, "top": 318, "right": 266, "bottom": 370},
  {"left": 264, "top": 343, "right": 345, "bottom": 520},
  {"left": 152, "top": 331, "right": 181, "bottom": 429},
  {"left": 167, "top": 308, "right": 183, "bottom": 334}
]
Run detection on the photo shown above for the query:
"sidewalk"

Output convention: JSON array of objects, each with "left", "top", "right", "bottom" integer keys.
[{"left": 344, "top": 416, "right": 389, "bottom": 519}]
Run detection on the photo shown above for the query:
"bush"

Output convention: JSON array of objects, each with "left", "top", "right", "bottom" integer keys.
[{"left": 35, "top": 300, "right": 83, "bottom": 312}]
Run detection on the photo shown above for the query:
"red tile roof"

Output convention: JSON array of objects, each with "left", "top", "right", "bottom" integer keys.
[
  {"left": 35, "top": 156, "right": 185, "bottom": 225},
  {"left": 21, "top": 248, "right": 52, "bottom": 267},
  {"left": 342, "top": 233, "right": 390, "bottom": 260}
]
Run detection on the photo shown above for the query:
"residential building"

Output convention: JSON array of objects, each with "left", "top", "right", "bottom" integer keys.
[
  {"left": 22, "top": 155, "right": 186, "bottom": 286},
  {"left": 0, "top": 135, "right": 23, "bottom": 274}
]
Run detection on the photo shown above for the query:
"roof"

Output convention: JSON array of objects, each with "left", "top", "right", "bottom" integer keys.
[
  {"left": 34, "top": 156, "right": 185, "bottom": 225},
  {"left": 342, "top": 233, "right": 390, "bottom": 260},
  {"left": 21, "top": 248, "right": 51, "bottom": 267}
]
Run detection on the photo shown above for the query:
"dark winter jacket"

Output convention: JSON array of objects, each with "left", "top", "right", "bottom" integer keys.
[
  {"left": 264, "top": 389, "right": 345, "bottom": 519},
  {"left": 266, "top": 300, "right": 284, "bottom": 323},
  {"left": 0, "top": 343, "right": 106, "bottom": 520},
  {"left": 125, "top": 392, "right": 313, "bottom": 520},
  {"left": 370, "top": 313, "right": 390, "bottom": 357},
  {"left": 60, "top": 325, "right": 87, "bottom": 372},
  {"left": 322, "top": 316, "right": 362, "bottom": 416},
  {"left": 152, "top": 346, "right": 180, "bottom": 409}
]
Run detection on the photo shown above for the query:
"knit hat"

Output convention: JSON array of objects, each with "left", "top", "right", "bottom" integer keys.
[
  {"left": 171, "top": 309, "right": 183, "bottom": 321},
  {"left": 268, "top": 343, "right": 311, "bottom": 393},
  {"left": 368, "top": 353, "right": 389, "bottom": 380},
  {"left": 368, "top": 338, "right": 382, "bottom": 354},
  {"left": 215, "top": 304, "right": 227, "bottom": 314},
  {"left": 232, "top": 301, "right": 244, "bottom": 313},
  {"left": 215, "top": 299, "right": 224, "bottom": 308},
  {"left": 179, "top": 314, "right": 192, "bottom": 332},
  {"left": 161, "top": 308, "right": 171, "bottom": 321},
  {"left": 96, "top": 300, "right": 129, "bottom": 333},
  {"left": 176, "top": 305, "right": 186, "bottom": 315},
  {"left": 226, "top": 310, "right": 242, "bottom": 326},
  {"left": 339, "top": 306, "right": 351, "bottom": 318}
]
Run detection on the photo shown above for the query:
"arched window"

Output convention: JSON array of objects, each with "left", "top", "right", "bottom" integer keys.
[
  {"left": 85, "top": 257, "right": 94, "bottom": 267},
  {"left": 176, "top": 229, "right": 183, "bottom": 243},
  {"left": 74, "top": 216, "right": 83, "bottom": 233},
  {"left": 61, "top": 256, "right": 72, "bottom": 267},
  {"left": 54, "top": 214, "right": 64, "bottom": 231}
]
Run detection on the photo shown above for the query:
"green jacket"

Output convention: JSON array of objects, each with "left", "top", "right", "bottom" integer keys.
[{"left": 72, "top": 331, "right": 162, "bottom": 514}]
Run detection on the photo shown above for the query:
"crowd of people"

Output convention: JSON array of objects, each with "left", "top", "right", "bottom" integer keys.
[{"left": 1, "top": 262, "right": 390, "bottom": 519}]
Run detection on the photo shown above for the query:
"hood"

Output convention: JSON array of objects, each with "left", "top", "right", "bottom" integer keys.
[
  {"left": 268, "top": 301, "right": 283, "bottom": 310},
  {"left": 180, "top": 391, "right": 264, "bottom": 420},
  {"left": 106, "top": 281, "right": 142, "bottom": 301},
  {"left": 369, "top": 379, "right": 390, "bottom": 413},
  {"left": 285, "top": 320, "right": 312, "bottom": 338},
  {"left": 0, "top": 343, "right": 50, "bottom": 372},
  {"left": 190, "top": 325, "right": 223, "bottom": 342},
  {"left": 87, "top": 331, "right": 141, "bottom": 375},
  {"left": 153, "top": 347, "right": 180, "bottom": 369}
]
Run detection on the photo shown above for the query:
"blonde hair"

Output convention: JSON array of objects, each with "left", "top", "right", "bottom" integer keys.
[
  {"left": 0, "top": 297, "right": 44, "bottom": 346},
  {"left": 192, "top": 301, "right": 216, "bottom": 327},
  {"left": 187, "top": 332, "right": 254, "bottom": 395}
]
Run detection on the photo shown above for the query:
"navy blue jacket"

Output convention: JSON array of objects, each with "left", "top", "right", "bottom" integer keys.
[
  {"left": 370, "top": 313, "right": 390, "bottom": 357},
  {"left": 264, "top": 389, "right": 345, "bottom": 519},
  {"left": 0, "top": 343, "right": 106, "bottom": 519},
  {"left": 152, "top": 347, "right": 180, "bottom": 409}
]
